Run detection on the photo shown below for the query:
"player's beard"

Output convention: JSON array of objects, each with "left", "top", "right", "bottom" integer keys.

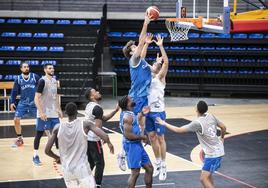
[
  {"left": 22, "top": 70, "right": 29, "bottom": 75},
  {"left": 131, "top": 102, "right": 136, "bottom": 107},
  {"left": 97, "top": 96, "right": 102, "bottom": 101},
  {"left": 48, "top": 72, "right": 54, "bottom": 76}
]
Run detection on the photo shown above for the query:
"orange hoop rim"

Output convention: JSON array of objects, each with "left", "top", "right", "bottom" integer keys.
[{"left": 165, "top": 16, "right": 203, "bottom": 29}]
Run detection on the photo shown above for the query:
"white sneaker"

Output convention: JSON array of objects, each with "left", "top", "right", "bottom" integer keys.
[
  {"left": 117, "top": 153, "right": 126, "bottom": 171},
  {"left": 153, "top": 162, "right": 161, "bottom": 177},
  {"left": 159, "top": 165, "right": 167, "bottom": 181}
]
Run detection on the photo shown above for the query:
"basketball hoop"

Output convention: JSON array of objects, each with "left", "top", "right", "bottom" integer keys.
[{"left": 165, "top": 17, "right": 203, "bottom": 42}]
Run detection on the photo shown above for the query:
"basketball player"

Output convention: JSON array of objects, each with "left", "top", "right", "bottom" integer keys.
[
  {"left": 156, "top": 101, "right": 226, "bottom": 188},
  {"left": 84, "top": 87, "right": 117, "bottom": 188},
  {"left": 33, "top": 63, "right": 63, "bottom": 166},
  {"left": 45, "top": 102, "right": 114, "bottom": 188},
  {"left": 10, "top": 61, "right": 40, "bottom": 147},
  {"left": 118, "top": 95, "right": 153, "bottom": 188},
  {"left": 146, "top": 35, "right": 169, "bottom": 181}
]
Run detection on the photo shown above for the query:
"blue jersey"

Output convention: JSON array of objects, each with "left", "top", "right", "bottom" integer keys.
[
  {"left": 128, "top": 57, "right": 151, "bottom": 98},
  {"left": 120, "top": 111, "right": 141, "bottom": 143},
  {"left": 10, "top": 73, "right": 39, "bottom": 105}
]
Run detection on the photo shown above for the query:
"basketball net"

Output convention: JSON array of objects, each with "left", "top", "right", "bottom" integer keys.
[{"left": 165, "top": 20, "right": 191, "bottom": 41}]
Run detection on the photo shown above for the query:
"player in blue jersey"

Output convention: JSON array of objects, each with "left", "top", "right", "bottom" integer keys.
[
  {"left": 118, "top": 95, "right": 153, "bottom": 188},
  {"left": 10, "top": 61, "right": 40, "bottom": 147}
]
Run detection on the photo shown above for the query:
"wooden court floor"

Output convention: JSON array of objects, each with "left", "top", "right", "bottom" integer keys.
[{"left": 0, "top": 104, "right": 267, "bottom": 184}]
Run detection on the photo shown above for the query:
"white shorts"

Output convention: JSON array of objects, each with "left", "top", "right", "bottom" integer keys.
[{"left": 64, "top": 175, "right": 96, "bottom": 188}]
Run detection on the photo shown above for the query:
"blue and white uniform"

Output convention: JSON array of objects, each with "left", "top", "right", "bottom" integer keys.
[
  {"left": 128, "top": 57, "right": 151, "bottom": 115},
  {"left": 10, "top": 73, "right": 40, "bottom": 118},
  {"left": 120, "top": 110, "right": 150, "bottom": 169}
]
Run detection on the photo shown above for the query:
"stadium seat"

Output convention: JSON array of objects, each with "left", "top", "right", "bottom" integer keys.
[
  {"left": 0, "top": 60, "right": 4, "bottom": 65},
  {"left": 41, "top": 60, "right": 57, "bottom": 65},
  {"left": 16, "top": 46, "right": 31, "bottom": 51},
  {"left": 6, "top": 60, "right": 21, "bottom": 65},
  {"left": 201, "top": 33, "right": 216, "bottom": 38},
  {"left": 0, "top": 46, "right": 15, "bottom": 51},
  {"left": 24, "top": 19, "right": 38, "bottom": 24},
  {"left": 208, "top": 58, "right": 222, "bottom": 62},
  {"left": 0, "top": 19, "right": 5, "bottom": 23},
  {"left": 248, "top": 33, "right": 263, "bottom": 39},
  {"left": 262, "top": 47, "right": 268, "bottom": 51},
  {"left": 216, "top": 46, "right": 231, "bottom": 51},
  {"left": 188, "top": 33, "right": 200, "bottom": 38},
  {"left": 224, "top": 58, "right": 238, "bottom": 63},
  {"left": 89, "top": 20, "right": 100, "bottom": 25},
  {"left": 56, "top": 20, "right": 71, "bottom": 25},
  {"left": 123, "top": 32, "right": 138, "bottom": 38},
  {"left": 7, "top": 19, "right": 22, "bottom": 24},
  {"left": 73, "top": 20, "right": 87, "bottom": 25},
  {"left": 216, "top": 33, "right": 231, "bottom": 39},
  {"left": 33, "top": 46, "right": 48, "bottom": 52},
  {"left": 201, "top": 46, "right": 215, "bottom": 50},
  {"left": 247, "top": 47, "right": 262, "bottom": 51},
  {"left": 241, "top": 58, "right": 255, "bottom": 63},
  {"left": 49, "top": 33, "right": 64, "bottom": 38},
  {"left": 170, "top": 46, "right": 184, "bottom": 50},
  {"left": 40, "top": 19, "right": 54, "bottom": 24},
  {"left": 17, "top": 32, "right": 32, "bottom": 38},
  {"left": 232, "top": 33, "right": 247, "bottom": 39},
  {"left": 49, "top": 46, "right": 64, "bottom": 52},
  {"left": 33, "top": 33, "right": 48, "bottom": 38},
  {"left": 155, "top": 32, "right": 169, "bottom": 38},
  {"left": 108, "top": 32, "right": 122, "bottom": 37},
  {"left": 1, "top": 32, "right": 16, "bottom": 37},
  {"left": 25, "top": 60, "right": 39, "bottom": 65},
  {"left": 185, "top": 45, "right": 199, "bottom": 50},
  {"left": 232, "top": 46, "right": 246, "bottom": 51}
]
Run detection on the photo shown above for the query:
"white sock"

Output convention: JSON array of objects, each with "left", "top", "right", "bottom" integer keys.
[
  {"left": 33, "top": 150, "right": 38, "bottom": 157},
  {"left": 156, "top": 157, "right": 161, "bottom": 165},
  {"left": 161, "top": 160, "right": 166, "bottom": 166}
]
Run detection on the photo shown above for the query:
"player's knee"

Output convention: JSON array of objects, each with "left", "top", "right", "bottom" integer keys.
[
  {"left": 200, "top": 173, "right": 209, "bottom": 183},
  {"left": 157, "top": 135, "right": 165, "bottom": 143},
  {"left": 132, "top": 169, "right": 140, "bottom": 177},
  {"left": 148, "top": 133, "right": 157, "bottom": 142}
]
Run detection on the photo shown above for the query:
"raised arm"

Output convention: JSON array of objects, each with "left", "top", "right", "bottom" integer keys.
[
  {"left": 45, "top": 124, "right": 60, "bottom": 163},
  {"left": 140, "top": 33, "right": 153, "bottom": 59},
  {"left": 155, "top": 35, "right": 169, "bottom": 81},
  {"left": 156, "top": 117, "right": 189, "bottom": 134},
  {"left": 102, "top": 104, "right": 120, "bottom": 122},
  {"left": 123, "top": 115, "right": 147, "bottom": 141}
]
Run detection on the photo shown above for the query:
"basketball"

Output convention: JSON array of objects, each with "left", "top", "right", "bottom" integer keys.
[{"left": 146, "top": 6, "right": 160, "bottom": 20}]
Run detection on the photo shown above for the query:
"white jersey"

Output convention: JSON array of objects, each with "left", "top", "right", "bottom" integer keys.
[
  {"left": 196, "top": 113, "right": 225, "bottom": 158},
  {"left": 148, "top": 76, "right": 165, "bottom": 112},
  {"left": 85, "top": 102, "right": 101, "bottom": 142},
  {"left": 57, "top": 119, "right": 92, "bottom": 181}
]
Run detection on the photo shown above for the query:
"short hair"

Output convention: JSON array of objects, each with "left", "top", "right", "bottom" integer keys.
[
  {"left": 197, "top": 100, "right": 208, "bottom": 114},
  {"left": 122, "top": 40, "right": 135, "bottom": 58},
  {"left": 20, "top": 61, "right": 28, "bottom": 68},
  {"left": 65, "top": 102, "right": 77, "bottom": 117},
  {"left": 84, "top": 87, "right": 93, "bottom": 100},
  {"left": 118, "top": 95, "right": 129, "bottom": 111},
  {"left": 43, "top": 63, "right": 53, "bottom": 69}
]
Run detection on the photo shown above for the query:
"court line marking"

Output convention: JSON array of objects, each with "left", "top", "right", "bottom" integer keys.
[{"left": 135, "top": 182, "right": 175, "bottom": 187}]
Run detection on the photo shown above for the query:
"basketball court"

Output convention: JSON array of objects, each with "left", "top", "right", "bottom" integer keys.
[{"left": 0, "top": 0, "right": 268, "bottom": 187}]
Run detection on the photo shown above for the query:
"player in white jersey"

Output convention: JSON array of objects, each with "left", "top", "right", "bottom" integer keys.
[
  {"left": 145, "top": 35, "right": 169, "bottom": 181},
  {"left": 156, "top": 100, "right": 226, "bottom": 188},
  {"left": 45, "top": 102, "right": 114, "bottom": 188}
]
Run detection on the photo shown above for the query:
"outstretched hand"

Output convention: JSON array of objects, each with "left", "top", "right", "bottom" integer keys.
[
  {"left": 144, "top": 14, "right": 152, "bottom": 25},
  {"left": 156, "top": 117, "right": 166, "bottom": 126},
  {"left": 145, "top": 33, "right": 154, "bottom": 44},
  {"left": 142, "top": 106, "right": 150, "bottom": 115},
  {"left": 156, "top": 53, "right": 163, "bottom": 63},
  {"left": 154, "top": 34, "right": 164, "bottom": 46}
]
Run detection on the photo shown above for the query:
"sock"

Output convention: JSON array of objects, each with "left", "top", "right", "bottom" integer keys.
[
  {"left": 156, "top": 157, "right": 161, "bottom": 165},
  {"left": 161, "top": 160, "right": 166, "bottom": 166},
  {"left": 17, "top": 134, "right": 22, "bottom": 138},
  {"left": 34, "top": 150, "right": 38, "bottom": 157}
]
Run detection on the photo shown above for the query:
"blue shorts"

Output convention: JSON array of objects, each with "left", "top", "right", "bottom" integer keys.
[
  {"left": 145, "top": 111, "right": 166, "bottom": 135},
  {"left": 123, "top": 142, "right": 151, "bottom": 169},
  {"left": 15, "top": 102, "right": 36, "bottom": 118},
  {"left": 202, "top": 156, "right": 222, "bottom": 173},
  {"left": 133, "top": 96, "right": 148, "bottom": 115},
  {"left": 36, "top": 118, "right": 60, "bottom": 131}
]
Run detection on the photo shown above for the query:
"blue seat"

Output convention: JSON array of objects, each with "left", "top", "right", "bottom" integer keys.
[
  {"left": 232, "top": 33, "right": 247, "bottom": 39},
  {"left": 33, "top": 46, "right": 48, "bottom": 52},
  {"left": 41, "top": 60, "right": 57, "bottom": 65},
  {"left": 224, "top": 58, "right": 238, "bottom": 63},
  {"left": 241, "top": 58, "right": 255, "bottom": 63},
  {"left": 49, "top": 46, "right": 64, "bottom": 52},
  {"left": 25, "top": 60, "right": 39, "bottom": 65},
  {"left": 73, "top": 20, "right": 87, "bottom": 25},
  {"left": 56, "top": 20, "right": 71, "bottom": 25},
  {"left": 248, "top": 33, "right": 263, "bottom": 39},
  {"left": 108, "top": 32, "right": 122, "bottom": 37},
  {"left": 1, "top": 32, "right": 16, "bottom": 37},
  {"left": 0, "top": 46, "right": 15, "bottom": 51},
  {"left": 262, "top": 47, "right": 268, "bottom": 51},
  {"left": 257, "top": 59, "right": 268, "bottom": 63},
  {"left": 216, "top": 33, "right": 231, "bottom": 39},
  {"left": 264, "top": 34, "right": 268, "bottom": 39},
  {"left": 185, "top": 46, "right": 199, "bottom": 50},
  {"left": 247, "top": 47, "right": 262, "bottom": 51},
  {"left": 24, "top": 19, "right": 38, "bottom": 24},
  {"left": 188, "top": 33, "right": 200, "bottom": 38},
  {"left": 16, "top": 46, "right": 31, "bottom": 51},
  {"left": 17, "top": 32, "right": 32, "bottom": 38},
  {"left": 232, "top": 46, "right": 246, "bottom": 51},
  {"left": 40, "top": 19, "right": 54, "bottom": 24},
  {"left": 110, "top": 45, "right": 123, "bottom": 49},
  {"left": 6, "top": 60, "right": 21, "bottom": 65},
  {"left": 170, "top": 46, "right": 184, "bottom": 50},
  {"left": 201, "top": 33, "right": 216, "bottom": 38},
  {"left": 201, "top": 46, "right": 215, "bottom": 50},
  {"left": 216, "top": 46, "right": 230, "bottom": 51},
  {"left": 155, "top": 32, "right": 168, "bottom": 38},
  {"left": 0, "top": 60, "right": 4, "bottom": 65},
  {"left": 123, "top": 32, "right": 138, "bottom": 38},
  {"left": 0, "top": 75, "right": 2, "bottom": 80},
  {"left": 89, "top": 20, "right": 100, "bottom": 25},
  {"left": 7, "top": 19, "right": 22, "bottom": 24},
  {"left": 34, "top": 33, "right": 48, "bottom": 38},
  {"left": 208, "top": 58, "right": 222, "bottom": 62},
  {"left": 4, "top": 75, "right": 17, "bottom": 80},
  {"left": 0, "top": 19, "right": 5, "bottom": 23},
  {"left": 49, "top": 33, "right": 64, "bottom": 38}
]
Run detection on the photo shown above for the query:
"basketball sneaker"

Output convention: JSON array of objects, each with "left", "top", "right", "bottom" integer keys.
[
  {"left": 159, "top": 164, "right": 167, "bottom": 181},
  {"left": 153, "top": 162, "right": 161, "bottom": 177},
  {"left": 33, "top": 155, "right": 42, "bottom": 166},
  {"left": 12, "top": 137, "right": 24, "bottom": 147},
  {"left": 117, "top": 153, "right": 126, "bottom": 171}
]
